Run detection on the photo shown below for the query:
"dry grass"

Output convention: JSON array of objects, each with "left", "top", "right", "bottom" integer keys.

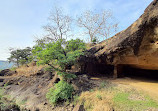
[
  {"left": 15, "top": 64, "right": 44, "bottom": 76},
  {"left": 79, "top": 88, "right": 114, "bottom": 111},
  {"left": 76, "top": 80, "right": 158, "bottom": 111},
  {"left": 86, "top": 43, "right": 95, "bottom": 50}
]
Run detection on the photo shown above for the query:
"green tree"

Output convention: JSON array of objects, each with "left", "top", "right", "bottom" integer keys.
[
  {"left": 33, "top": 38, "right": 85, "bottom": 79},
  {"left": 33, "top": 38, "right": 86, "bottom": 105},
  {"left": 8, "top": 47, "right": 32, "bottom": 67}
]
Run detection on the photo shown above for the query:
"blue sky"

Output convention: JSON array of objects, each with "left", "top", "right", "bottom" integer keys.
[{"left": 0, "top": 0, "right": 152, "bottom": 60}]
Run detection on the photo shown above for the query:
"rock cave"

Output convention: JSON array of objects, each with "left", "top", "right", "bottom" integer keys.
[{"left": 79, "top": 0, "right": 158, "bottom": 80}]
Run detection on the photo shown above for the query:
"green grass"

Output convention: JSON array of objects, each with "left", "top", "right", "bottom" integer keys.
[
  {"left": 72, "top": 95, "right": 80, "bottom": 105},
  {"left": 75, "top": 80, "right": 158, "bottom": 111},
  {"left": 113, "top": 91, "right": 158, "bottom": 111}
]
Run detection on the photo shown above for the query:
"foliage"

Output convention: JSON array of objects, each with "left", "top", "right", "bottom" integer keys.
[
  {"left": 46, "top": 81, "right": 74, "bottom": 104},
  {"left": 8, "top": 47, "right": 32, "bottom": 67},
  {"left": 33, "top": 38, "right": 85, "bottom": 76},
  {"left": 44, "top": 66, "right": 54, "bottom": 72},
  {"left": 66, "top": 39, "right": 86, "bottom": 51},
  {"left": 38, "top": 39, "right": 85, "bottom": 105},
  {"left": 92, "top": 37, "right": 98, "bottom": 44},
  {"left": 57, "top": 71, "right": 76, "bottom": 80}
]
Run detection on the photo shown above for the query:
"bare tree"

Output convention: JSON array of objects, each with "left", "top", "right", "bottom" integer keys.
[
  {"left": 77, "top": 10, "right": 118, "bottom": 43},
  {"left": 43, "top": 7, "right": 72, "bottom": 41}
]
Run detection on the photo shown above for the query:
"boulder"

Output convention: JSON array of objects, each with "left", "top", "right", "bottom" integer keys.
[{"left": 0, "top": 69, "right": 16, "bottom": 76}]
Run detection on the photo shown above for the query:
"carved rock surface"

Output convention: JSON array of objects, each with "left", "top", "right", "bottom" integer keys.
[{"left": 82, "top": 0, "right": 158, "bottom": 72}]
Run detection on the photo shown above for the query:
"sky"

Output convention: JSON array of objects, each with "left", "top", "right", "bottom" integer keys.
[{"left": 0, "top": 0, "right": 152, "bottom": 60}]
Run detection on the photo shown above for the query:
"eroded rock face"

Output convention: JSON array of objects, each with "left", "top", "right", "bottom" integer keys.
[{"left": 80, "top": 0, "right": 158, "bottom": 75}]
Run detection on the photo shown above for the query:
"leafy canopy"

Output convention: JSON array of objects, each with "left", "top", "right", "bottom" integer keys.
[{"left": 33, "top": 38, "right": 86, "bottom": 71}]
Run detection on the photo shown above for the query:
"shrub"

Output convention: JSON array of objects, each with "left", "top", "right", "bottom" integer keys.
[
  {"left": 57, "top": 71, "right": 76, "bottom": 80},
  {"left": 46, "top": 81, "right": 74, "bottom": 104},
  {"left": 44, "top": 66, "right": 54, "bottom": 72}
]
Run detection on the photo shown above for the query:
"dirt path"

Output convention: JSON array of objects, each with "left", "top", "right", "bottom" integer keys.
[{"left": 111, "top": 77, "right": 158, "bottom": 102}]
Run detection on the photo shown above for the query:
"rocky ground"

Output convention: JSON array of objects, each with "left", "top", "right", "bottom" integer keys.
[
  {"left": 0, "top": 67, "right": 158, "bottom": 111},
  {"left": 0, "top": 69, "right": 52, "bottom": 111},
  {"left": 0, "top": 67, "right": 98, "bottom": 111}
]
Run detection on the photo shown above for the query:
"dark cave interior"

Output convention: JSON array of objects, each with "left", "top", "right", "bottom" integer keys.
[
  {"left": 122, "top": 65, "right": 158, "bottom": 81},
  {"left": 84, "top": 62, "right": 158, "bottom": 81}
]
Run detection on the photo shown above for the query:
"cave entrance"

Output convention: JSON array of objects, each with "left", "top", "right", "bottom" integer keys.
[
  {"left": 121, "top": 65, "right": 158, "bottom": 81},
  {"left": 85, "top": 62, "right": 158, "bottom": 81},
  {"left": 85, "top": 62, "right": 114, "bottom": 77}
]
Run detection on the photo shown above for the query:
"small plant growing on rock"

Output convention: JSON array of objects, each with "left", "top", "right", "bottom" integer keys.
[{"left": 46, "top": 80, "right": 74, "bottom": 104}]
